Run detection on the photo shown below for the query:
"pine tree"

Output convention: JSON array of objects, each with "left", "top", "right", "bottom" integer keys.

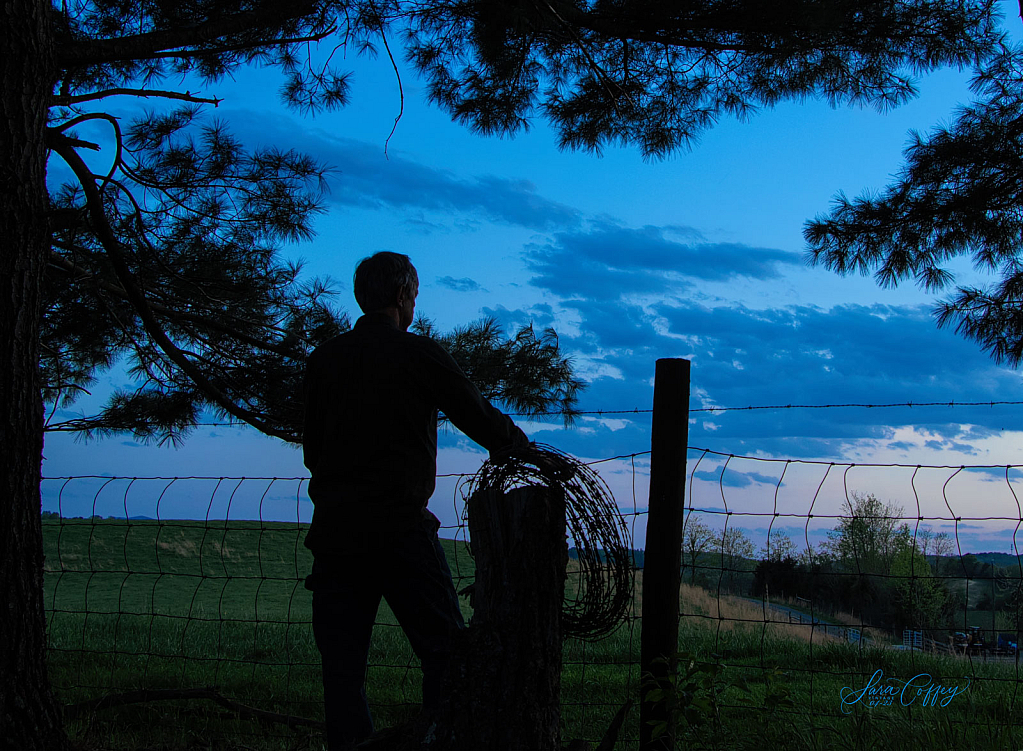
[
  {"left": 45, "top": 103, "right": 582, "bottom": 444},
  {"left": 806, "top": 18, "right": 1023, "bottom": 365},
  {"left": 1, "top": 1, "right": 1004, "bottom": 747}
]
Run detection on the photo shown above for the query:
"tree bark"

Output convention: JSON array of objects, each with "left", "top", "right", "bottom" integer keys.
[
  {"left": 0, "top": 1, "right": 66, "bottom": 748},
  {"left": 438, "top": 486, "right": 567, "bottom": 751}
]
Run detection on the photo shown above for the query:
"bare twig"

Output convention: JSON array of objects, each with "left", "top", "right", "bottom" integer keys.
[
  {"left": 50, "top": 112, "right": 124, "bottom": 188},
  {"left": 380, "top": 28, "right": 404, "bottom": 159}
]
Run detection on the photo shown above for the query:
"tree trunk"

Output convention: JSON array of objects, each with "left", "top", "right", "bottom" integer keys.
[
  {"left": 0, "top": 1, "right": 66, "bottom": 749},
  {"left": 438, "top": 486, "right": 567, "bottom": 751}
]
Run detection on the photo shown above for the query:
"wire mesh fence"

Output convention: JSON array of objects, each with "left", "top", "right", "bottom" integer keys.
[
  {"left": 675, "top": 447, "right": 1023, "bottom": 746},
  {"left": 40, "top": 468, "right": 646, "bottom": 748},
  {"left": 40, "top": 433, "right": 1023, "bottom": 748}
]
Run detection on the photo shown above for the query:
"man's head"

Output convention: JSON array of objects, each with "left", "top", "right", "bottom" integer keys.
[{"left": 353, "top": 251, "right": 419, "bottom": 329}]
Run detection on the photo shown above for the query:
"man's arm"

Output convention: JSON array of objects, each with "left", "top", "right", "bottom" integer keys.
[{"left": 422, "top": 339, "right": 528, "bottom": 456}]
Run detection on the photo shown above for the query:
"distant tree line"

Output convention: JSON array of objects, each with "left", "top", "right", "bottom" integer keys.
[{"left": 681, "top": 492, "right": 1023, "bottom": 633}]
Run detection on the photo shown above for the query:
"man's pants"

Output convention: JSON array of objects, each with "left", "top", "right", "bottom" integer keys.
[{"left": 307, "top": 515, "right": 465, "bottom": 749}]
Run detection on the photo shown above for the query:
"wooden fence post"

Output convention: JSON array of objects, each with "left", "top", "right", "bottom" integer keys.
[
  {"left": 640, "top": 358, "right": 690, "bottom": 751},
  {"left": 437, "top": 485, "right": 567, "bottom": 751}
]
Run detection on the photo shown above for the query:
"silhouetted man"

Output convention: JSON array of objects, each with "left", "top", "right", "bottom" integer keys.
[{"left": 302, "top": 251, "right": 527, "bottom": 748}]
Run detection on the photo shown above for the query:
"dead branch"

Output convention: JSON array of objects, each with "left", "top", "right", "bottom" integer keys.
[{"left": 53, "top": 88, "right": 222, "bottom": 107}]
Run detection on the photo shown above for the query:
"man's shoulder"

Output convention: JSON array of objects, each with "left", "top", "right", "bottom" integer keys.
[
  {"left": 308, "top": 326, "right": 447, "bottom": 361},
  {"left": 308, "top": 329, "right": 356, "bottom": 361},
  {"left": 404, "top": 329, "right": 448, "bottom": 352},
  {"left": 406, "top": 331, "right": 464, "bottom": 370}
]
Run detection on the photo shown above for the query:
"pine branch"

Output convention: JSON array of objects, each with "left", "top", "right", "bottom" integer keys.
[
  {"left": 127, "top": 28, "right": 338, "bottom": 62},
  {"left": 58, "top": 0, "right": 321, "bottom": 67},
  {"left": 47, "top": 250, "right": 311, "bottom": 357},
  {"left": 52, "top": 88, "right": 222, "bottom": 107},
  {"left": 48, "top": 128, "right": 294, "bottom": 442}
]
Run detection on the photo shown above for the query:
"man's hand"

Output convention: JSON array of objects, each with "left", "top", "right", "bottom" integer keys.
[{"left": 491, "top": 443, "right": 576, "bottom": 484}]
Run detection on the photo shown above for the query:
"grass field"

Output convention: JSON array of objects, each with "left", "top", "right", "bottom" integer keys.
[{"left": 43, "top": 517, "right": 1023, "bottom": 750}]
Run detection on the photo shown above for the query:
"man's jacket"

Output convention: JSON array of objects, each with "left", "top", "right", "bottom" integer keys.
[{"left": 302, "top": 312, "right": 527, "bottom": 555}]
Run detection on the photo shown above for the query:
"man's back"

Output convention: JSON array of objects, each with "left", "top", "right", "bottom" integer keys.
[{"left": 303, "top": 311, "right": 525, "bottom": 551}]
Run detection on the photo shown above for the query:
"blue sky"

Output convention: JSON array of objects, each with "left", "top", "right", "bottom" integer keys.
[{"left": 43, "top": 10, "right": 1023, "bottom": 553}]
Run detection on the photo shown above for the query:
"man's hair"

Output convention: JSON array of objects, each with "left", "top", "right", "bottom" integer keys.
[{"left": 353, "top": 252, "right": 418, "bottom": 313}]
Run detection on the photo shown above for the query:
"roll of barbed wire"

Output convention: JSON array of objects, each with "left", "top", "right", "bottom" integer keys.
[{"left": 464, "top": 443, "right": 633, "bottom": 641}]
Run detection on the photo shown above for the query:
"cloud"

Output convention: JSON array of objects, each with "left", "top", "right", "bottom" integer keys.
[
  {"left": 437, "top": 276, "right": 484, "bottom": 293},
  {"left": 525, "top": 220, "right": 801, "bottom": 300},
  {"left": 651, "top": 301, "right": 1017, "bottom": 407},
  {"left": 924, "top": 439, "right": 977, "bottom": 454},
  {"left": 223, "top": 109, "right": 582, "bottom": 230},
  {"left": 962, "top": 466, "right": 1018, "bottom": 482},
  {"left": 403, "top": 215, "right": 450, "bottom": 234},
  {"left": 694, "top": 469, "right": 782, "bottom": 488},
  {"left": 561, "top": 299, "right": 663, "bottom": 351},
  {"left": 545, "top": 297, "right": 1021, "bottom": 458},
  {"left": 550, "top": 290, "right": 1013, "bottom": 441},
  {"left": 328, "top": 145, "right": 580, "bottom": 229}
]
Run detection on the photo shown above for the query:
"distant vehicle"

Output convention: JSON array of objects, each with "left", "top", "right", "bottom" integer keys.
[
  {"left": 952, "top": 627, "right": 986, "bottom": 654},
  {"left": 948, "top": 628, "right": 1018, "bottom": 657},
  {"left": 967, "top": 626, "right": 986, "bottom": 654}
]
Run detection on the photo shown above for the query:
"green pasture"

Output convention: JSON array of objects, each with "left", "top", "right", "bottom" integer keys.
[{"left": 43, "top": 518, "right": 1023, "bottom": 750}]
